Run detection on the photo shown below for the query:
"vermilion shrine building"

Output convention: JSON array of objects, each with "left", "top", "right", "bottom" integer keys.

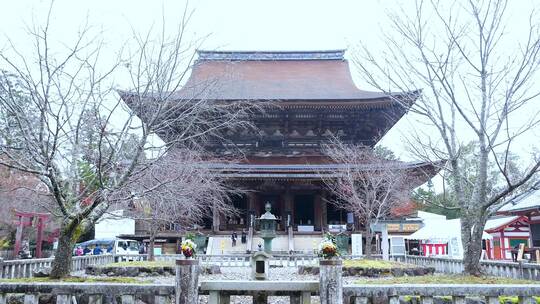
[
  {"left": 122, "top": 50, "right": 438, "bottom": 252},
  {"left": 484, "top": 216, "right": 529, "bottom": 260}
]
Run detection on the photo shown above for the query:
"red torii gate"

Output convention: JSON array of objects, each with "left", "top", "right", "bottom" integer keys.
[{"left": 13, "top": 210, "right": 49, "bottom": 258}]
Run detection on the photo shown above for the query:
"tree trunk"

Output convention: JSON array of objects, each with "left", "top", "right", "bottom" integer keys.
[
  {"left": 50, "top": 224, "right": 76, "bottom": 279},
  {"left": 148, "top": 232, "right": 156, "bottom": 261},
  {"left": 461, "top": 211, "right": 487, "bottom": 276}
]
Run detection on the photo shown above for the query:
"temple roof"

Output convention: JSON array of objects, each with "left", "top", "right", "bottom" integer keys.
[
  {"left": 206, "top": 160, "right": 439, "bottom": 187},
  {"left": 498, "top": 183, "right": 540, "bottom": 214},
  {"left": 169, "top": 50, "right": 413, "bottom": 102},
  {"left": 484, "top": 216, "right": 524, "bottom": 233}
]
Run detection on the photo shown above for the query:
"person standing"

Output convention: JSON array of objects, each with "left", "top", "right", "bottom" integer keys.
[
  {"left": 241, "top": 230, "right": 247, "bottom": 244},
  {"left": 139, "top": 242, "right": 146, "bottom": 254},
  {"left": 93, "top": 244, "right": 103, "bottom": 255},
  {"left": 231, "top": 231, "right": 237, "bottom": 247}
]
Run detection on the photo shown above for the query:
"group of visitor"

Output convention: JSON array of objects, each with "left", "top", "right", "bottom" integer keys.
[
  {"left": 74, "top": 244, "right": 113, "bottom": 256},
  {"left": 231, "top": 230, "right": 247, "bottom": 247}
]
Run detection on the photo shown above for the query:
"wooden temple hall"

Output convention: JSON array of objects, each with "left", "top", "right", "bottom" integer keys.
[{"left": 124, "top": 50, "right": 437, "bottom": 236}]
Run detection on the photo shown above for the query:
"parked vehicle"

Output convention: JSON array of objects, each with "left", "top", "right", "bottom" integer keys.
[{"left": 73, "top": 238, "right": 139, "bottom": 255}]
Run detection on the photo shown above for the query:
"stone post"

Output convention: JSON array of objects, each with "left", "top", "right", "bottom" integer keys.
[
  {"left": 319, "top": 259, "right": 342, "bottom": 304},
  {"left": 175, "top": 259, "right": 199, "bottom": 304},
  {"left": 0, "top": 258, "right": 4, "bottom": 279},
  {"left": 381, "top": 225, "right": 389, "bottom": 261}
]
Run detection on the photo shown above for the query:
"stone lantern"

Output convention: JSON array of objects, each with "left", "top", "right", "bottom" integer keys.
[{"left": 258, "top": 202, "right": 278, "bottom": 253}]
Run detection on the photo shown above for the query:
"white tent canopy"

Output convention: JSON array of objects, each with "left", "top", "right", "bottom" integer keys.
[
  {"left": 405, "top": 218, "right": 492, "bottom": 241},
  {"left": 405, "top": 218, "right": 491, "bottom": 259}
]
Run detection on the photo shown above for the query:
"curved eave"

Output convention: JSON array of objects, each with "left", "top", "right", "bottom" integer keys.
[
  {"left": 499, "top": 207, "right": 540, "bottom": 216},
  {"left": 118, "top": 92, "right": 417, "bottom": 109},
  {"left": 212, "top": 160, "right": 442, "bottom": 186},
  {"left": 484, "top": 216, "right": 527, "bottom": 233}
]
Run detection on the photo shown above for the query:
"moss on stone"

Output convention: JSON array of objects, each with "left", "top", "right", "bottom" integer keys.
[
  {"left": 0, "top": 276, "right": 147, "bottom": 283},
  {"left": 343, "top": 259, "right": 414, "bottom": 269},
  {"left": 105, "top": 261, "right": 174, "bottom": 268},
  {"left": 355, "top": 274, "right": 538, "bottom": 285}
]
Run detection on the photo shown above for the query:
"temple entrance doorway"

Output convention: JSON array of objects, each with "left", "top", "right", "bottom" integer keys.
[
  {"left": 225, "top": 194, "right": 248, "bottom": 230},
  {"left": 327, "top": 203, "right": 348, "bottom": 225},
  {"left": 294, "top": 194, "right": 315, "bottom": 232}
]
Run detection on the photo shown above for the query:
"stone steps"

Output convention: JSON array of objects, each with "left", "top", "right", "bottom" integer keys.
[
  {"left": 207, "top": 234, "right": 323, "bottom": 254},
  {"left": 207, "top": 236, "right": 248, "bottom": 254}
]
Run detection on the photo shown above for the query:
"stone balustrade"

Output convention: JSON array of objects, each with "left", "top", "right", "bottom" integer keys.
[
  {"left": 397, "top": 255, "right": 540, "bottom": 280},
  {"left": 2, "top": 258, "right": 540, "bottom": 304},
  {"left": 343, "top": 285, "right": 540, "bottom": 304},
  {"left": 0, "top": 255, "right": 115, "bottom": 279},
  {"left": 117, "top": 253, "right": 345, "bottom": 267},
  {"left": 200, "top": 280, "right": 318, "bottom": 304},
  {"left": 2, "top": 281, "right": 540, "bottom": 304},
  {"left": 5, "top": 252, "right": 540, "bottom": 282},
  {"left": 0, "top": 282, "right": 174, "bottom": 304}
]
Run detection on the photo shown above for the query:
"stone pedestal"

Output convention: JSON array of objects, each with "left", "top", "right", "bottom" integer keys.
[
  {"left": 251, "top": 251, "right": 271, "bottom": 280},
  {"left": 176, "top": 259, "right": 199, "bottom": 304},
  {"left": 319, "top": 259, "right": 342, "bottom": 304}
]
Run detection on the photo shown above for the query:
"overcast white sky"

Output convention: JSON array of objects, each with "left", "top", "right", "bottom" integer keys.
[{"left": 0, "top": 0, "right": 539, "bottom": 167}]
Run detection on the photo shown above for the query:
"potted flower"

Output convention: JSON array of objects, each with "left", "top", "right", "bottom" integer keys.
[
  {"left": 180, "top": 239, "right": 197, "bottom": 259},
  {"left": 318, "top": 238, "right": 339, "bottom": 259}
]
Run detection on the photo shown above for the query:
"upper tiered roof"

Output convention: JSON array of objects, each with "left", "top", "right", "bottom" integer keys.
[{"left": 169, "top": 50, "right": 414, "bottom": 103}]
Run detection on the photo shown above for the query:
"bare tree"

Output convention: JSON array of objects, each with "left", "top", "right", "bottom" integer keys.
[
  {"left": 353, "top": 0, "right": 540, "bottom": 274},
  {"left": 122, "top": 149, "right": 235, "bottom": 261},
  {"left": 0, "top": 4, "right": 255, "bottom": 278},
  {"left": 322, "top": 141, "right": 409, "bottom": 257}
]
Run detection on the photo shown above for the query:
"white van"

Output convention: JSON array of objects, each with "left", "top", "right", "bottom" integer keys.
[{"left": 75, "top": 238, "right": 139, "bottom": 255}]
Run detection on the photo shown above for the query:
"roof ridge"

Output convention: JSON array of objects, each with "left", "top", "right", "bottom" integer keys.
[{"left": 196, "top": 49, "right": 345, "bottom": 61}]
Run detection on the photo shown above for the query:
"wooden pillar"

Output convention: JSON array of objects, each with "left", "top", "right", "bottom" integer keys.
[
  {"left": 175, "top": 259, "right": 199, "bottom": 304},
  {"left": 319, "top": 259, "right": 342, "bottom": 304},
  {"left": 314, "top": 192, "right": 322, "bottom": 231},
  {"left": 248, "top": 192, "right": 260, "bottom": 216},
  {"left": 284, "top": 190, "right": 293, "bottom": 227},
  {"left": 14, "top": 216, "right": 23, "bottom": 254},
  {"left": 321, "top": 192, "right": 328, "bottom": 233},
  {"left": 212, "top": 204, "right": 220, "bottom": 232},
  {"left": 36, "top": 217, "right": 44, "bottom": 258},
  {"left": 247, "top": 192, "right": 258, "bottom": 228}
]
